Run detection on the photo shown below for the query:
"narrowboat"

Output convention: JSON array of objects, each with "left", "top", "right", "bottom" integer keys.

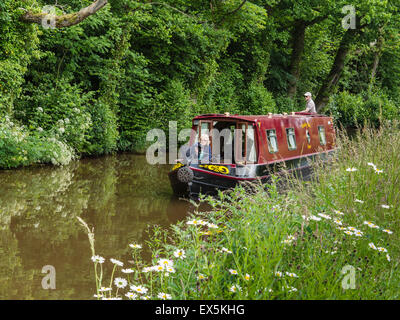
[{"left": 169, "top": 112, "right": 336, "bottom": 198}]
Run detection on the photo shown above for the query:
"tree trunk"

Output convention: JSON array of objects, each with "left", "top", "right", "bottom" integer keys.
[
  {"left": 369, "top": 35, "right": 384, "bottom": 91},
  {"left": 315, "top": 28, "right": 357, "bottom": 112},
  {"left": 21, "top": 0, "right": 108, "bottom": 28},
  {"left": 287, "top": 21, "right": 306, "bottom": 98}
]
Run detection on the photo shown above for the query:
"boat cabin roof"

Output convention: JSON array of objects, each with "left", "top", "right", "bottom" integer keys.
[{"left": 193, "top": 112, "right": 328, "bottom": 123}]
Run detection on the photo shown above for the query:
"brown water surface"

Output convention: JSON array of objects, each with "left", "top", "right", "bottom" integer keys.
[{"left": 0, "top": 154, "right": 192, "bottom": 299}]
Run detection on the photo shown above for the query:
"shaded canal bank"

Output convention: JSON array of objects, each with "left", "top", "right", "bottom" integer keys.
[{"left": 0, "top": 154, "right": 193, "bottom": 299}]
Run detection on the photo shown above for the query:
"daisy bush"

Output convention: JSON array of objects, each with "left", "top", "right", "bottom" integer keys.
[{"left": 83, "top": 121, "right": 400, "bottom": 300}]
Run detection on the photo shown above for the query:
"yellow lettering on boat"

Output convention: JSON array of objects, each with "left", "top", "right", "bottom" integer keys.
[
  {"left": 172, "top": 163, "right": 184, "bottom": 171},
  {"left": 199, "top": 165, "right": 230, "bottom": 174}
]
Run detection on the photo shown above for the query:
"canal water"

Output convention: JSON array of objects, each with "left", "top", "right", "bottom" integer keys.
[{"left": 0, "top": 154, "right": 194, "bottom": 300}]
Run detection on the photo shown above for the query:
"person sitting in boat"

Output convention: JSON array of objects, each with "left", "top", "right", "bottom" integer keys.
[
  {"left": 185, "top": 134, "right": 212, "bottom": 163},
  {"left": 301, "top": 92, "right": 317, "bottom": 113}
]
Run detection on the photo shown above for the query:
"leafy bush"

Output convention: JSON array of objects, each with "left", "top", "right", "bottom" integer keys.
[{"left": 0, "top": 115, "right": 75, "bottom": 168}]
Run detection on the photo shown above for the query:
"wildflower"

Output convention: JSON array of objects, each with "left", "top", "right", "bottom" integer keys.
[
  {"left": 114, "top": 277, "right": 127, "bottom": 289},
  {"left": 207, "top": 223, "right": 219, "bottom": 229},
  {"left": 221, "top": 247, "right": 232, "bottom": 254},
  {"left": 382, "top": 229, "right": 393, "bottom": 234},
  {"left": 309, "top": 215, "right": 321, "bottom": 221},
  {"left": 286, "top": 272, "right": 299, "bottom": 278},
  {"left": 166, "top": 266, "right": 176, "bottom": 273},
  {"left": 142, "top": 267, "right": 153, "bottom": 273},
  {"left": 93, "top": 294, "right": 103, "bottom": 298},
  {"left": 244, "top": 274, "right": 251, "bottom": 281},
  {"left": 333, "top": 219, "right": 343, "bottom": 226},
  {"left": 333, "top": 210, "right": 344, "bottom": 215},
  {"left": 346, "top": 167, "right": 357, "bottom": 172},
  {"left": 229, "top": 269, "right": 238, "bottom": 275},
  {"left": 287, "top": 287, "right": 298, "bottom": 293},
  {"left": 381, "top": 205, "right": 390, "bottom": 209},
  {"left": 58, "top": 127, "right": 65, "bottom": 134},
  {"left": 173, "top": 249, "right": 186, "bottom": 259},
  {"left": 377, "top": 247, "right": 388, "bottom": 253},
  {"left": 186, "top": 219, "right": 200, "bottom": 225},
  {"left": 317, "top": 213, "right": 331, "bottom": 220},
  {"left": 141, "top": 296, "right": 151, "bottom": 300},
  {"left": 152, "top": 265, "right": 165, "bottom": 272},
  {"left": 91, "top": 255, "right": 105, "bottom": 264},
  {"left": 37, "top": 107, "right": 43, "bottom": 112},
  {"left": 158, "top": 259, "right": 173, "bottom": 267},
  {"left": 99, "top": 287, "right": 112, "bottom": 292},
  {"left": 354, "top": 199, "right": 364, "bottom": 204},
  {"left": 367, "top": 162, "right": 377, "bottom": 170},
  {"left": 197, "top": 274, "right": 207, "bottom": 280},
  {"left": 386, "top": 254, "right": 391, "bottom": 262},
  {"left": 375, "top": 168, "right": 383, "bottom": 174},
  {"left": 275, "top": 271, "right": 283, "bottom": 277},
  {"left": 129, "top": 243, "right": 142, "bottom": 249},
  {"left": 125, "top": 292, "right": 138, "bottom": 300},
  {"left": 354, "top": 230, "right": 363, "bottom": 237},
  {"left": 131, "top": 285, "right": 148, "bottom": 295},
  {"left": 121, "top": 268, "right": 134, "bottom": 274},
  {"left": 344, "top": 230, "right": 353, "bottom": 236},
  {"left": 363, "top": 221, "right": 379, "bottom": 229},
  {"left": 110, "top": 258, "right": 123, "bottom": 267},
  {"left": 229, "top": 285, "right": 242, "bottom": 293},
  {"left": 368, "top": 243, "right": 377, "bottom": 250},
  {"left": 37, "top": 127, "right": 43, "bottom": 132},
  {"left": 157, "top": 292, "right": 172, "bottom": 300}
]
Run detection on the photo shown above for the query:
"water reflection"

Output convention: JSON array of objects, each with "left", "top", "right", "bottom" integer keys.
[{"left": 0, "top": 154, "right": 193, "bottom": 300}]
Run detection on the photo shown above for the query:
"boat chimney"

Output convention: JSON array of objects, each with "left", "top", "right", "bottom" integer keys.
[
  {"left": 268, "top": 112, "right": 272, "bottom": 118},
  {"left": 224, "top": 112, "right": 230, "bottom": 116}
]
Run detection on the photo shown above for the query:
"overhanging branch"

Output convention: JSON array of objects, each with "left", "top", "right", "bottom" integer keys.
[{"left": 21, "top": 0, "right": 108, "bottom": 28}]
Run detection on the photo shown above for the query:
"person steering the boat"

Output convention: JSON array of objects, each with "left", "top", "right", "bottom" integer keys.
[
  {"left": 185, "top": 134, "right": 212, "bottom": 163},
  {"left": 301, "top": 92, "right": 317, "bottom": 113}
]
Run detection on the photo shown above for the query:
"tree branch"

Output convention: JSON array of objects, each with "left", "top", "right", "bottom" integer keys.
[
  {"left": 20, "top": 0, "right": 108, "bottom": 28},
  {"left": 218, "top": 0, "right": 247, "bottom": 24}
]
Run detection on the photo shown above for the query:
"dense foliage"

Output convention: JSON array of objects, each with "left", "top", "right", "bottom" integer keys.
[{"left": 1, "top": 0, "right": 400, "bottom": 168}]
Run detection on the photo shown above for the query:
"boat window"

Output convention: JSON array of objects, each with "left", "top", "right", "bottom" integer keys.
[
  {"left": 286, "top": 128, "right": 297, "bottom": 150},
  {"left": 246, "top": 125, "right": 256, "bottom": 162},
  {"left": 306, "top": 129, "right": 311, "bottom": 144},
  {"left": 266, "top": 129, "right": 278, "bottom": 153},
  {"left": 318, "top": 126, "right": 326, "bottom": 145}
]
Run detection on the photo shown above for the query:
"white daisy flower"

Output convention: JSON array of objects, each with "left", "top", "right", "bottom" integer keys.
[
  {"left": 158, "top": 259, "right": 173, "bottom": 267},
  {"left": 381, "top": 205, "right": 390, "bottom": 209},
  {"left": 129, "top": 243, "right": 142, "bottom": 249},
  {"left": 99, "top": 287, "right": 112, "bottom": 292},
  {"left": 166, "top": 266, "right": 176, "bottom": 273},
  {"left": 375, "top": 169, "right": 383, "bottom": 174},
  {"left": 309, "top": 215, "right": 322, "bottom": 221},
  {"left": 346, "top": 167, "right": 357, "bottom": 172},
  {"left": 377, "top": 247, "right": 388, "bottom": 253},
  {"left": 317, "top": 213, "right": 331, "bottom": 220},
  {"left": 207, "top": 223, "right": 219, "bottom": 229},
  {"left": 114, "top": 277, "right": 127, "bottom": 289},
  {"left": 152, "top": 265, "right": 165, "bottom": 272},
  {"left": 229, "top": 269, "right": 238, "bottom": 275},
  {"left": 333, "top": 219, "right": 343, "bottom": 225},
  {"left": 141, "top": 296, "right": 151, "bottom": 300},
  {"left": 333, "top": 210, "right": 344, "bottom": 215},
  {"left": 229, "top": 284, "right": 241, "bottom": 293},
  {"left": 157, "top": 292, "right": 172, "bottom": 300},
  {"left": 110, "top": 258, "right": 123, "bottom": 267},
  {"left": 197, "top": 274, "right": 207, "bottom": 280},
  {"left": 367, "top": 162, "right": 377, "bottom": 170},
  {"left": 382, "top": 229, "right": 393, "bottom": 234},
  {"left": 130, "top": 285, "right": 148, "bottom": 295},
  {"left": 173, "top": 249, "right": 186, "bottom": 259},
  {"left": 275, "top": 271, "right": 283, "bottom": 277},
  {"left": 221, "top": 247, "right": 233, "bottom": 254},
  {"left": 354, "top": 199, "right": 364, "bottom": 203},
  {"left": 368, "top": 243, "right": 377, "bottom": 250},
  {"left": 244, "top": 273, "right": 251, "bottom": 281},
  {"left": 125, "top": 292, "right": 138, "bottom": 299},
  {"left": 91, "top": 255, "right": 105, "bottom": 264},
  {"left": 122, "top": 268, "right": 134, "bottom": 274},
  {"left": 286, "top": 272, "right": 299, "bottom": 278},
  {"left": 386, "top": 254, "right": 391, "bottom": 262}
]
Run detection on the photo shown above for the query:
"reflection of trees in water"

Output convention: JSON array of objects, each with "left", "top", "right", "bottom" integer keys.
[{"left": 0, "top": 155, "right": 189, "bottom": 299}]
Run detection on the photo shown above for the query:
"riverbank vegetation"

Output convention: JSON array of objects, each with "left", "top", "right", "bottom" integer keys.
[
  {"left": 1, "top": 0, "right": 400, "bottom": 169},
  {"left": 82, "top": 121, "right": 400, "bottom": 299}
]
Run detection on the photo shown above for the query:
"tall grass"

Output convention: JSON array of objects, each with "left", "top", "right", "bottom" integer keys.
[{"left": 82, "top": 121, "right": 400, "bottom": 299}]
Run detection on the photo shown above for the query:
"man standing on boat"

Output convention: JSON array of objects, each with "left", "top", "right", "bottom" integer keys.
[{"left": 302, "top": 92, "right": 317, "bottom": 113}]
